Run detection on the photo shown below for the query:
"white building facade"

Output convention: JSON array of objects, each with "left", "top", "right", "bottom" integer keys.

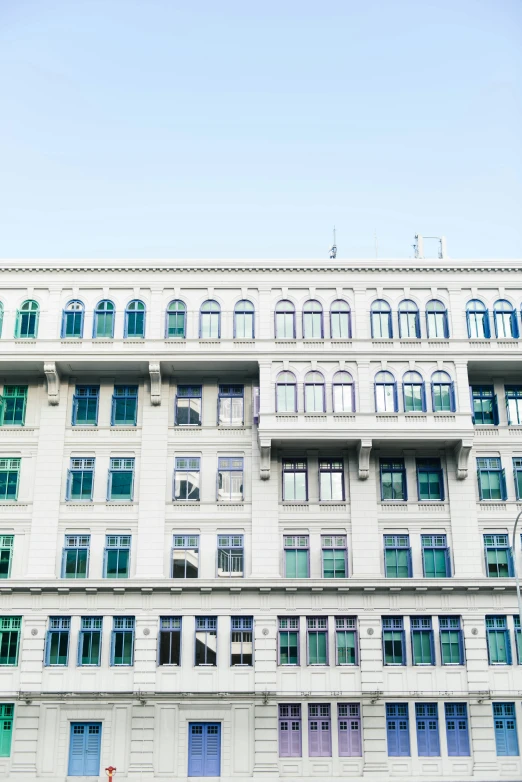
[{"left": 0, "top": 257, "right": 521, "bottom": 781}]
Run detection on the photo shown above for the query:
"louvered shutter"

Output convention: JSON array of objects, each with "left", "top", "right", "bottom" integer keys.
[
  {"left": 387, "top": 719, "right": 398, "bottom": 756},
  {"left": 205, "top": 725, "right": 221, "bottom": 776},
  {"left": 188, "top": 724, "right": 204, "bottom": 776},
  {"left": 350, "top": 720, "right": 362, "bottom": 756},
  {"left": 279, "top": 721, "right": 290, "bottom": 756},
  {"left": 398, "top": 720, "right": 410, "bottom": 756},
  {"left": 320, "top": 721, "right": 332, "bottom": 756},
  {"left": 84, "top": 725, "right": 101, "bottom": 776},
  {"left": 417, "top": 719, "right": 428, "bottom": 756},
  {"left": 495, "top": 719, "right": 508, "bottom": 756},
  {"left": 290, "top": 721, "right": 301, "bottom": 757},
  {"left": 68, "top": 725, "right": 86, "bottom": 776},
  {"left": 308, "top": 721, "right": 320, "bottom": 756}
]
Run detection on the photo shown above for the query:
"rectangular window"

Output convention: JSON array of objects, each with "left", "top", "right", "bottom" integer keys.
[
  {"left": 67, "top": 458, "right": 95, "bottom": 501},
  {"left": 0, "top": 536, "right": 13, "bottom": 579},
  {"left": 386, "top": 704, "right": 410, "bottom": 756},
  {"left": 514, "top": 458, "right": 522, "bottom": 500},
  {"left": 174, "top": 457, "right": 200, "bottom": 501},
  {"left": 484, "top": 534, "right": 513, "bottom": 578},
  {"left": 319, "top": 459, "right": 344, "bottom": 501},
  {"left": 308, "top": 704, "right": 331, "bottom": 757},
  {"left": 486, "top": 616, "right": 511, "bottom": 664},
  {"left": 439, "top": 617, "right": 464, "bottom": 665},
  {"left": 0, "top": 458, "right": 20, "bottom": 501},
  {"left": 195, "top": 617, "right": 217, "bottom": 666},
  {"left": 62, "top": 535, "right": 90, "bottom": 578},
  {"left": 104, "top": 535, "right": 130, "bottom": 578},
  {"left": 0, "top": 617, "right": 21, "bottom": 665},
  {"left": 172, "top": 535, "right": 199, "bottom": 578},
  {"left": 278, "top": 704, "right": 301, "bottom": 757},
  {"left": 515, "top": 616, "right": 522, "bottom": 664},
  {"left": 307, "top": 617, "right": 328, "bottom": 665},
  {"left": 108, "top": 458, "right": 134, "bottom": 501},
  {"left": 506, "top": 386, "right": 522, "bottom": 426},
  {"left": 78, "top": 617, "right": 102, "bottom": 666},
  {"left": 0, "top": 704, "right": 14, "bottom": 757},
  {"left": 415, "top": 703, "right": 440, "bottom": 756},
  {"left": 175, "top": 385, "right": 202, "bottom": 426},
  {"left": 384, "top": 535, "right": 412, "bottom": 578},
  {"left": 284, "top": 536, "right": 309, "bottom": 578},
  {"left": 380, "top": 459, "right": 407, "bottom": 501},
  {"left": 217, "top": 457, "right": 243, "bottom": 502},
  {"left": 111, "top": 385, "right": 138, "bottom": 426},
  {"left": 218, "top": 385, "right": 244, "bottom": 426},
  {"left": 477, "top": 458, "right": 507, "bottom": 501},
  {"left": 471, "top": 385, "right": 498, "bottom": 425},
  {"left": 111, "top": 617, "right": 134, "bottom": 665},
  {"left": 278, "top": 617, "right": 299, "bottom": 665},
  {"left": 445, "top": 704, "right": 470, "bottom": 756},
  {"left": 416, "top": 458, "right": 444, "bottom": 501},
  {"left": 411, "top": 617, "right": 434, "bottom": 665},
  {"left": 382, "top": 617, "right": 405, "bottom": 665},
  {"left": 422, "top": 535, "right": 451, "bottom": 578},
  {"left": 72, "top": 386, "right": 99, "bottom": 426},
  {"left": 338, "top": 704, "right": 361, "bottom": 756},
  {"left": 0, "top": 386, "right": 27, "bottom": 426},
  {"left": 217, "top": 534, "right": 244, "bottom": 578},
  {"left": 493, "top": 703, "right": 519, "bottom": 756},
  {"left": 68, "top": 722, "right": 102, "bottom": 776},
  {"left": 335, "top": 617, "right": 357, "bottom": 665},
  {"left": 159, "top": 617, "right": 181, "bottom": 665},
  {"left": 282, "top": 459, "right": 307, "bottom": 501},
  {"left": 321, "top": 535, "right": 347, "bottom": 578},
  {"left": 46, "top": 617, "right": 70, "bottom": 665},
  {"left": 231, "top": 616, "right": 253, "bottom": 665}
]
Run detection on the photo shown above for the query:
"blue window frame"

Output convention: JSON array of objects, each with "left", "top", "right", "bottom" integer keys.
[
  {"left": 0, "top": 458, "right": 20, "bottom": 501},
  {"left": 124, "top": 300, "right": 145, "bottom": 338},
  {"left": 284, "top": 536, "right": 309, "bottom": 578},
  {"left": 304, "top": 371, "right": 325, "bottom": 412},
  {"left": 61, "top": 535, "right": 90, "bottom": 578},
  {"left": 422, "top": 535, "right": 451, "bottom": 577},
  {"left": 426, "top": 299, "right": 449, "bottom": 338},
  {"left": 195, "top": 617, "right": 217, "bottom": 666},
  {"left": 0, "top": 703, "right": 14, "bottom": 757},
  {"left": 386, "top": 704, "right": 410, "bottom": 756},
  {"left": 159, "top": 616, "right": 182, "bottom": 665},
  {"left": 217, "top": 457, "right": 243, "bottom": 502},
  {"left": 93, "top": 300, "right": 115, "bottom": 338},
  {"left": 276, "top": 371, "right": 297, "bottom": 412},
  {"left": 72, "top": 386, "right": 99, "bottom": 426},
  {"left": 332, "top": 370, "right": 354, "bottom": 412},
  {"left": 515, "top": 616, "right": 522, "bottom": 664},
  {"left": 68, "top": 723, "right": 102, "bottom": 777},
  {"left": 174, "top": 457, "right": 200, "bottom": 501},
  {"left": 398, "top": 300, "right": 420, "bottom": 338},
  {"left": 384, "top": 535, "right": 412, "bottom": 577},
  {"left": 166, "top": 300, "right": 186, "bottom": 338},
  {"left": 234, "top": 299, "right": 255, "bottom": 339},
  {"left": 45, "top": 617, "right": 70, "bottom": 665},
  {"left": 493, "top": 703, "right": 519, "bottom": 756},
  {"left": 302, "top": 300, "right": 323, "bottom": 339},
  {"left": 111, "top": 385, "right": 138, "bottom": 426},
  {"left": 415, "top": 704, "right": 440, "bottom": 756},
  {"left": 217, "top": 534, "right": 244, "bottom": 578},
  {"left": 61, "top": 300, "right": 84, "bottom": 338},
  {"left": 514, "top": 458, "right": 522, "bottom": 500},
  {"left": 466, "top": 299, "right": 490, "bottom": 338},
  {"left": 477, "top": 458, "right": 507, "bottom": 501},
  {"left": 175, "top": 385, "right": 202, "bottom": 426},
  {"left": 104, "top": 535, "right": 131, "bottom": 578},
  {"left": 486, "top": 616, "right": 511, "bottom": 664},
  {"left": 371, "top": 300, "right": 392, "bottom": 339},
  {"left": 484, "top": 534, "right": 513, "bottom": 577},
  {"left": 231, "top": 616, "right": 253, "bottom": 665},
  {"left": 402, "top": 371, "right": 425, "bottom": 412},
  {"left": 382, "top": 617, "right": 405, "bottom": 664},
  {"left": 200, "top": 300, "right": 220, "bottom": 339},
  {"left": 66, "top": 458, "right": 95, "bottom": 501},
  {"left": 15, "top": 300, "right": 39, "bottom": 338},
  {"left": 445, "top": 704, "right": 470, "bottom": 756},
  {"left": 330, "top": 299, "right": 351, "bottom": 339},
  {"left": 411, "top": 617, "right": 434, "bottom": 665},
  {"left": 218, "top": 385, "right": 244, "bottom": 425},
  {"left": 188, "top": 722, "right": 221, "bottom": 777},
  {"left": 111, "top": 616, "right": 134, "bottom": 665},
  {"left": 172, "top": 535, "right": 199, "bottom": 578},
  {"left": 107, "top": 458, "right": 135, "bottom": 501},
  {"left": 506, "top": 386, "right": 522, "bottom": 425},
  {"left": 374, "top": 371, "right": 397, "bottom": 412},
  {"left": 78, "top": 617, "right": 102, "bottom": 666},
  {"left": 431, "top": 371, "right": 455, "bottom": 412},
  {"left": 494, "top": 300, "right": 519, "bottom": 339},
  {"left": 275, "top": 300, "right": 295, "bottom": 339},
  {"left": 439, "top": 617, "right": 464, "bottom": 664},
  {"left": 283, "top": 459, "right": 308, "bottom": 501},
  {"left": 471, "top": 385, "right": 498, "bottom": 425},
  {"left": 380, "top": 459, "right": 407, "bottom": 501},
  {"left": 417, "top": 458, "right": 444, "bottom": 501}
]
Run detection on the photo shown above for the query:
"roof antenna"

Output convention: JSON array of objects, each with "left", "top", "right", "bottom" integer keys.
[{"left": 329, "top": 227, "right": 337, "bottom": 259}]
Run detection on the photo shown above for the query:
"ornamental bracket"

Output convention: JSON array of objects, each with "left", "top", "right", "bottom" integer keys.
[
  {"left": 43, "top": 362, "right": 60, "bottom": 405},
  {"left": 149, "top": 362, "right": 161, "bottom": 406},
  {"left": 357, "top": 438, "right": 372, "bottom": 480},
  {"left": 259, "top": 438, "right": 271, "bottom": 481},
  {"left": 454, "top": 438, "right": 473, "bottom": 480}
]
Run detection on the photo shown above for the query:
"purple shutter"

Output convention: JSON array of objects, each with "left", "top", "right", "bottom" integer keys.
[
  {"left": 417, "top": 719, "right": 428, "bottom": 756},
  {"left": 387, "top": 719, "right": 399, "bottom": 756},
  {"left": 320, "top": 721, "right": 332, "bottom": 756},
  {"left": 350, "top": 720, "right": 362, "bottom": 756},
  {"left": 279, "top": 720, "right": 290, "bottom": 757},
  {"left": 309, "top": 720, "right": 320, "bottom": 756},
  {"left": 291, "top": 721, "right": 302, "bottom": 757}
]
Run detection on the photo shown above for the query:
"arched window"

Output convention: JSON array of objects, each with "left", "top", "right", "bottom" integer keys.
[
  {"left": 332, "top": 370, "right": 354, "bottom": 412},
  {"left": 0, "top": 302, "right": 3, "bottom": 338},
  {"left": 371, "top": 300, "right": 392, "bottom": 339},
  {"left": 304, "top": 371, "right": 325, "bottom": 412},
  {"left": 426, "top": 300, "right": 449, "bottom": 338},
  {"left": 374, "top": 370, "right": 397, "bottom": 412},
  {"left": 402, "top": 370, "right": 425, "bottom": 412},
  {"left": 398, "top": 300, "right": 420, "bottom": 338},
  {"left": 302, "top": 300, "right": 323, "bottom": 339},
  {"left": 330, "top": 299, "right": 351, "bottom": 339},
  {"left": 125, "top": 300, "right": 146, "bottom": 338},
  {"left": 466, "top": 300, "right": 490, "bottom": 339},
  {"left": 275, "top": 300, "right": 295, "bottom": 339},
  {"left": 234, "top": 300, "right": 255, "bottom": 339},
  {"left": 493, "top": 300, "right": 519, "bottom": 339},
  {"left": 166, "top": 300, "right": 186, "bottom": 338},
  {"left": 15, "top": 300, "right": 39, "bottom": 338},
  {"left": 276, "top": 371, "right": 297, "bottom": 413},
  {"left": 61, "top": 300, "right": 84, "bottom": 338},
  {"left": 93, "top": 300, "right": 115, "bottom": 338},
  {"left": 431, "top": 371, "right": 455, "bottom": 412},
  {"left": 200, "top": 300, "right": 220, "bottom": 339}
]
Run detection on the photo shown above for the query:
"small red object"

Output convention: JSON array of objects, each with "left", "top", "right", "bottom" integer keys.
[{"left": 105, "top": 767, "right": 117, "bottom": 780}]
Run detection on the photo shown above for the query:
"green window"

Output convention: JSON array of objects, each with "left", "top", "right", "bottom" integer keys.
[
  {"left": 94, "top": 300, "right": 115, "bottom": 338},
  {"left": 514, "top": 459, "right": 522, "bottom": 500},
  {"left": 108, "top": 458, "right": 134, "bottom": 501},
  {"left": 166, "top": 300, "right": 186, "bottom": 338},
  {"left": 403, "top": 371, "right": 425, "bottom": 412},
  {"left": 72, "top": 386, "right": 99, "bottom": 426},
  {"left": 0, "top": 704, "right": 14, "bottom": 757},
  {"left": 335, "top": 617, "right": 357, "bottom": 665},
  {"left": 0, "top": 617, "right": 21, "bottom": 665},
  {"left": 506, "top": 386, "right": 522, "bottom": 425},
  {"left": 62, "top": 535, "right": 90, "bottom": 578},
  {"left": 67, "top": 458, "right": 95, "bottom": 501},
  {"left": 111, "top": 386, "right": 138, "bottom": 426},
  {"left": 477, "top": 458, "right": 506, "bottom": 501},
  {"left": 307, "top": 618, "right": 327, "bottom": 664},
  {"left": 384, "top": 535, "right": 411, "bottom": 577},
  {"left": 411, "top": 617, "right": 434, "bottom": 664},
  {"left": 484, "top": 534, "right": 513, "bottom": 578},
  {"left": 111, "top": 617, "right": 135, "bottom": 665},
  {"left": 515, "top": 616, "right": 522, "bottom": 665},
  {"left": 79, "top": 617, "right": 102, "bottom": 666},
  {"left": 471, "top": 386, "right": 498, "bottom": 425},
  {"left": 417, "top": 459, "right": 444, "bottom": 501},
  {"left": 422, "top": 535, "right": 450, "bottom": 578},
  {"left": 380, "top": 460, "right": 406, "bottom": 500},
  {"left": 321, "top": 535, "right": 347, "bottom": 578},
  {"left": 439, "top": 617, "right": 463, "bottom": 664},
  {"left": 46, "top": 617, "right": 70, "bottom": 665},
  {"left": 0, "top": 459, "right": 20, "bottom": 501},
  {"left": 0, "top": 536, "right": 14, "bottom": 578},
  {"left": 284, "top": 536, "right": 309, "bottom": 578},
  {"left": 382, "top": 617, "right": 404, "bottom": 664},
  {"left": 15, "top": 300, "right": 39, "bottom": 338},
  {"left": 0, "top": 386, "right": 27, "bottom": 426},
  {"left": 278, "top": 617, "right": 299, "bottom": 665},
  {"left": 486, "top": 616, "right": 511, "bottom": 664},
  {"left": 104, "top": 535, "right": 130, "bottom": 578}
]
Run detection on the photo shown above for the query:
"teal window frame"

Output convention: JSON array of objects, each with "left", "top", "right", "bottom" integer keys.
[
  {"left": 0, "top": 458, "right": 20, "bottom": 501},
  {"left": 421, "top": 534, "right": 451, "bottom": 578},
  {"left": 0, "top": 704, "right": 13, "bottom": 757},
  {"left": 107, "top": 458, "right": 135, "bottom": 501},
  {"left": 335, "top": 617, "right": 357, "bottom": 665},
  {"left": 45, "top": 617, "right": 70, "bottom": 666},
  {"left": 0, "top": 617, "right": 21, "bottom": 665},
  {"left": 15, "top": 300, "right": 39, "bottom": 339},
  {"left": 486, "top": 616, "right": 511, "bottom": 664},
  {"left": 62, "top": 535, "right": 90, "bottom": 578},
  {"left": 0, "top": 535, "right": 13, "bottom": 578},
  {"left": 103, "top": 535, "right": 131, "bottom": 578},
  {"left": 111, "top": 617, "right": 135, "bottom": 665},
  {"left": 278, "top": 617, "right": 299, "bottom": 665},
  {"left": 0, "top": 386, "right": 27, "bottom": 426}
]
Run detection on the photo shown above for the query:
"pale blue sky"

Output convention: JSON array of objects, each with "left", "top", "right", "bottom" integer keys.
[{"left": 0, "top": 0, "right": 521, "bottom": 259}]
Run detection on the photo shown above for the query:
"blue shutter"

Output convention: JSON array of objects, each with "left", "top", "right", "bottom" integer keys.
[
  {"left": 507, "top": 548, "right": 514, "bottom": 578},
  {"left": 416, "top": 718, "right": 428, "bottom": 756},
  {"left": 443, "top": 312, "right": 449, "bottom": 338},
  {"left": 421, "top": 383, "right": 426, "bottom": 412},
  {"left": 205, "top": 725, "right": 221, "bottom": 776},
  {"left": 493, "top": 395, "right": 499, "bottom": 425},
  {"left": 84, "top": 725, "right": 102, "bottom": 776},
  {"left": 495, "top": 716, "right": 519, "bottom": 756},
  {"left": 188, "top": 723, "right": 221, "bottom": 777},
  {"left": 500, "top": 470, "right": 507, "bottom": 501},
  {"left": 483, "top": 313, "right": 491, "bottom": 339},
  {"left": 68, "top": 726, "right": 85, "bottom": 776},
  {"left": 466, "top": 311, "right": 471, "bottom": 338},
  {"left": 393, "top": 383, "right": 398, "bottom": 412},
  {"left": 388, "top": 312, "right": 393, "bottom": 338},
  {"left": 398, "top": 719, "right": 410, "bottom": 756},
  {"left": 511, "top": 310, "right": 520, "bottom": 338},
  {"left": 444, "top": 548, "right": 452, "bottom": 577},
  {"left": 449, "top": 382, "right": 456, "bottom": 412},
  {"left": 68, "top": 723, "right": 101, "bottom": 776},
  {"left": 386, "top": 720, "right": 398, "bottom": 756}
]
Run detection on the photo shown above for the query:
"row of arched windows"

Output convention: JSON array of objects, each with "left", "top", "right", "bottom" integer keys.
[
  {"left": 275, "top": 370, "right": 455, "bottom": 414},
  {"left": 0, "top": 297, "right": 520, "bottom": 340}
]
